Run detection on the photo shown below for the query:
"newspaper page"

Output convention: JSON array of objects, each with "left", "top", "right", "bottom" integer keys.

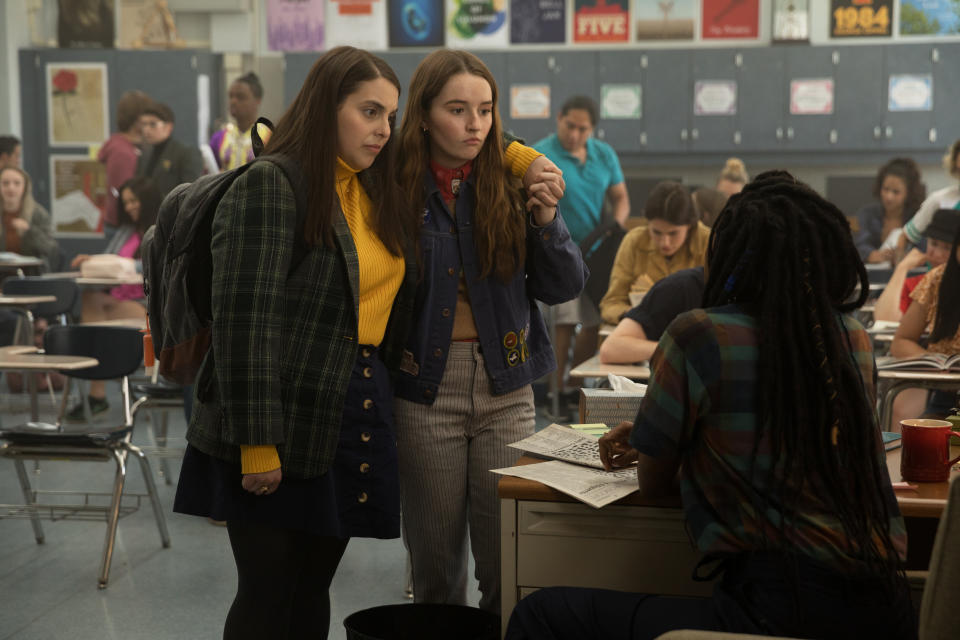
[
  {"left": 508, "top": 423, "right": 605, "bottom": 469},
  {"left": 492, "top": 461, "right": 638, "bottom": 509}
]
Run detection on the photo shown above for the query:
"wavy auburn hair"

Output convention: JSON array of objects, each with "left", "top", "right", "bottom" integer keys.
[
  {"left": 398, "top": 49, "right": 525, "bottom": 282},
  {"left": 265, "top": 46, "right": 404, "bottom": 255}
]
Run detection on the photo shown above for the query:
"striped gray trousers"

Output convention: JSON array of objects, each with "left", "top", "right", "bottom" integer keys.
[{"left": 395, "top": 341, "right": 535, "bottom": 614}]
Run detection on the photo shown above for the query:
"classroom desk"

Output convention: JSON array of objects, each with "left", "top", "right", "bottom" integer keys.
[
  {"left": 0, "top": 346, "right": 99, "bottom": 421},
  {"left": 42, "top": 271, "right": 143, "bottom": 287},
  {"left": 568, "top": 355, "right": 651, "bottom": 382},
  {"left": 499, "top": 447, "right": 956, "bottom": 631},
  {"left": 80, "top": 317, "right": 147, "bottom": 330},
  {"left": 499, "top": 455, "right": 709, "bottom": 636},
  {"left": 598, "top": 323, "right": 616, "bottom": 337},
  {"left": 878, "top": 369, "right": 960, "bottom": 434},
  {"left": 0, "top": 254, "right": 44, "bottom": 276}
]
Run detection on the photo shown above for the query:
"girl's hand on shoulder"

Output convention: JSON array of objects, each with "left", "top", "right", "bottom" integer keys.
[
  {"left": 70, "top": 254, "right": 90, "bottom": 269},
  {"left": 598, "top": 421, "right": 639, "bottom": 471},
  {"left": 241, "top": 467, "right": 282, "bottom": 496},
  {"left": 898, "top": 248, "right": 926, "bottom": 271}
]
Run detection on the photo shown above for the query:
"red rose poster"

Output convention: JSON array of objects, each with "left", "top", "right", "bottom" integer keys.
[
  {"left": 574, "top": 0, "right": 629, "bottom": 43},
  {"left": 701, "top": 0, "right": 759, "bottom": 39}
]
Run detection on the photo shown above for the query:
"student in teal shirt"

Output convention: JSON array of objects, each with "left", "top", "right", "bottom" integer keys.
[{"left": 533, "top": 95, "right": 629, "bottom": 403}]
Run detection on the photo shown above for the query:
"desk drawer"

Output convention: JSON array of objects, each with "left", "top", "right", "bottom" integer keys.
[{"left": 516, "top": 500, "right": 712, "bottom": 597}]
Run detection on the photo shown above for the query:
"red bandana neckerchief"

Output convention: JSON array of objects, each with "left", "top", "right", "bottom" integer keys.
[{"left": 429, "top": 159, "right": 473, "bottom": 204}]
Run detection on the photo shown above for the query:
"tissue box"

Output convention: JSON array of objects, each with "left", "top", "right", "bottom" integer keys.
[{"left": 578, "top": 388, "right": 645, "bottom": 425}]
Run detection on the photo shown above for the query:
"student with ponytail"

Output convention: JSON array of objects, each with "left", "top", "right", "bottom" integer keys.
[{"left": 506, "top": 171, "right": 915, "bottom": 640}]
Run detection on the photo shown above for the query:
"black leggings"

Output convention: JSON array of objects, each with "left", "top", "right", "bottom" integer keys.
[{"left": 224, "top": 520, "right": 349, "bottom": 640}]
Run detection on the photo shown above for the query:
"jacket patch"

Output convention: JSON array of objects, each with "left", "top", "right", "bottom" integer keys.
[
  {"left": 504, "top": 325, "right": 530, "bottom": 366},
  {"left": 400, "top": 349, "right": 420, "bottom": 376}
]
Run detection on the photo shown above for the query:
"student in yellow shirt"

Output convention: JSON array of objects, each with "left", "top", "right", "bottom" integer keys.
[{"left": 599, "top": 181, "right": 711, "bottom": 325}]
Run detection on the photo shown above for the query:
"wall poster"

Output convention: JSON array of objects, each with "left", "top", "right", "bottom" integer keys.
[
  {"left": 389, "top": 0, "right": 446, "bottom": 46},
  {"left": 830, "top": 0, "right": 891, "bottom": 37},
  {"left": 46, "top": 62, "right": 109, "bottom": 147},
  {"left": 790, "top": 78, "right": 834, "bottom": 115},
  {"left": 574, "top": 0, "right": 630, "bottom": 43},
  {"left": 900, "top": 0, "right": 960, "bottom": 36},
  {"left": 446, "top": 0, "right": 509, "bottom": 47},
  {"left": 49, "top": 155, "right": 108, "bottom": 236},
  {"left": 888, "top": 75, "right": 933, "bottom": 112},
  {"left": 694, "top": 80, "right": 737, "bottom": 115},
  {"left": 510, "top": 0, "right": 565, "bottom": 43},
  {"left": 326, "top": 0, "right": 388, "bottom": 49},
  {"left": 701, "top": 0, "right": 759, "bottom": 39},
  {"left": 510, "top": 84, "right": 551, "bottom": 119},
  {"left": 635, "top": 0, "right": 694, "bottom": 41},
  {"left": 266, "top": 0, "right": 325, "bottom": 51},
  {"left": 601, "top": 84, "right": 642, "bottom": 119}
]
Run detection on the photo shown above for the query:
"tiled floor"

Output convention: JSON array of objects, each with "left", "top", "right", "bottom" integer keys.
[{"left": 0, "top": 380, "right": 558, "bottom": 639}]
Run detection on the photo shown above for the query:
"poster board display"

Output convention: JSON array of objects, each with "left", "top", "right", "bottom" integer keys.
[
  {"left": 46, "top": 62, "right": 109, "bottom": 147},
  {"left": 49, "top": 155, "right": 108, "bottom": 237}
]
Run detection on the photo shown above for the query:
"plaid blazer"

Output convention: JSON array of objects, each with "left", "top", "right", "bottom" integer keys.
[{"left": 186, "top": 162, "right": 416, "bottom": 478}]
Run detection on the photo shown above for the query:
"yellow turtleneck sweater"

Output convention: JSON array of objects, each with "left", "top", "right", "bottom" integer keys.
[{"left": 240, "top": 157, "right": 405, "bottom": 474}]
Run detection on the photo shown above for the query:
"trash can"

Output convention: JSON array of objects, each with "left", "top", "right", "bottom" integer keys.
[{"left": 344, "top": 603, "right": 500, "bottom": 640}]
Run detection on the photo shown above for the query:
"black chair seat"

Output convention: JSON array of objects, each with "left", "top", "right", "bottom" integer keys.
[
  {"left": 132, "top": 380, "right": 184, "bottom": 399},
  {"left": 0, "top": 424, "right": 131, "bottom": 447}
]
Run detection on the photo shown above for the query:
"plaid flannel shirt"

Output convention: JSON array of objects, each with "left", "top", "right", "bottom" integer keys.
[{"left": 186, "top": 162, "right": 415, "bottom": 478}]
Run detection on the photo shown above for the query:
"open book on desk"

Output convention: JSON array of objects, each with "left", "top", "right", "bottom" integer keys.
[
  {"left": 493, "top": 424, "right": 638, "bottom": 508},
  {"left": 877, "top": 354, "right": 960, "bottom": 372}
]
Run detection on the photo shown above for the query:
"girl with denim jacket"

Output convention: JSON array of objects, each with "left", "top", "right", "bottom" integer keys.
[{"left": 394, "top": 49, "right": 588, "bottom": 614}]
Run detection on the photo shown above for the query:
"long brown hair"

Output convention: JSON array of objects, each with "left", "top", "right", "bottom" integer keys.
[
  {"left": 398, "top": 49, "right": 525, "bottom": 282},
  {"left": 0, "top": 166, "right": 38, "bottom": 223},
  {"left": 265, "top": 46, "right": 404, "bottom": 255}
]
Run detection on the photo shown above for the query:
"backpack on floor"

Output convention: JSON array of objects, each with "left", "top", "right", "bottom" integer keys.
[{"left": 142, "top": 144, "right": 306, "bottom": 385}]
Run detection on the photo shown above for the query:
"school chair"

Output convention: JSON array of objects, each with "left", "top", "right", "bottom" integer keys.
[{"left": 0, "top": 325, "right": 171, "bottom": 589}]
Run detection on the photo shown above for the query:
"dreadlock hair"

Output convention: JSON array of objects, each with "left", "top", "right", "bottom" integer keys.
[
  {"left": 703, "top": 170, "right": 901, "bottom": 580},
  {"left": 928, "top": 224, "right": 960, "bottom": 344}
]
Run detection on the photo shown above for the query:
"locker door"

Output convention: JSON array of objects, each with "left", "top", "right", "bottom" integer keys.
[
  {"left": 690, "top": 50, "right": 739, "bottom": 152},
  {"left": 784, "top": 47, "right": 837, "bottom": 152},
  {"left": 883, "top": 45, "right": 937, "bottom": 151},
  {"left": 833, "top": 45, "right": 884, "bottom": 151},
  {"left": 643, "top": 50, "right": 691, "bottom": 153},
  {"left": 596, "top": 50, "right": 644, "bottom": 154},
  {"left": 737, "top": 48, "right": 785, "bottom": 153}
]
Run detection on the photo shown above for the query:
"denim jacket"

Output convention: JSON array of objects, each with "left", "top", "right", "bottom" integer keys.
[{"left": 394, "top": 172, "right": 588, "bottom": 404}]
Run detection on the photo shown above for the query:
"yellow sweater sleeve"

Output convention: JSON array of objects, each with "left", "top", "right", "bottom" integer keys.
[
  {"left": 504, "top": 141, "right": 543, "bottom": 179},
  {"left": 240, "top": 445, "right": 282, "bottom": 474}
]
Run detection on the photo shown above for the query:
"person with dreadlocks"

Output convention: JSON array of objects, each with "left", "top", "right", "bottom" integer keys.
[
  {"left": 891, "top": 223, "right": 960, "bottom": 418},
  {"left": 504, "top": 170, "right": 915, "bottom": 640}
]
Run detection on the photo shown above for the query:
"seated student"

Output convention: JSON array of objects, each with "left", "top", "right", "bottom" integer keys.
[
  {"left": 0, "top": 166, "right": 59, "bottom": 268},
  {"left": 714, "top": 157, "right": 748, "bottom": 198},
  {"left": 506, "top": 171, "right": 915, "bottom": 640},
  {"left": 854, "top": 158, "right": 925, "bottom": 265},
  {"left": 891, "top": 223, "right": 960, "bottom": 418},
  {"left": 875, "top": 209, "right": 960, "bottom": 323},
  {"left": 599, "top": 266, "right": 703, "bottom": 364},
  {"left": 901, "top": 139, "right": 960, "bottom": 249},
  {"left": 599, "top": 181, "right": 710, "bottom": 325},
  {"left": 66, "top": 177, "right": 161, "bottom": 420},
  {"left": 690, "top": 187, "right": 727, "bottom": 227}
]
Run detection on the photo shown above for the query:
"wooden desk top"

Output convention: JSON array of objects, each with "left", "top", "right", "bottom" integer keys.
[
  {"left": 0, "top": 295, "right": 57, "bottom": 307},
  {"left": 498, "top": 449, "right": 955, "bottom": 519},
  {"left": 569, "top": 355, "right": 651, "bottom": 381},
  {"left": 0, "top": 254, "right": 43, "bottom": 268},
  {"left": 81, "top": 317, "right": 147, "bottom": 329},
  {"left": 0, "top": 346, "right": 98, "bottom": 371}
]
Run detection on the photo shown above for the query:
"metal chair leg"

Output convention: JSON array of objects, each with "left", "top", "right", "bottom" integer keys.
[
  {"left": 13, "top": 458, "right": 44, "bottom": 544},
  {"left": 98, "top": 448, "right": 129, "bottom": 589},
  {"left": 126, "top": 442, "right": 171, "bottom": 549},
  {"left": 157, "top": 410, "right": 172, "bottom": 485}
]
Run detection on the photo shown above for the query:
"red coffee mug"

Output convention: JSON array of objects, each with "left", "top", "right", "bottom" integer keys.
[{"left": 900, "top": 419, "right": 960, "bottom": 483}]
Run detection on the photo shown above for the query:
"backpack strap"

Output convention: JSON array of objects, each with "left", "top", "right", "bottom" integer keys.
[{"left": 253, "top": 154, "right": 310, "bottom": 273}]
